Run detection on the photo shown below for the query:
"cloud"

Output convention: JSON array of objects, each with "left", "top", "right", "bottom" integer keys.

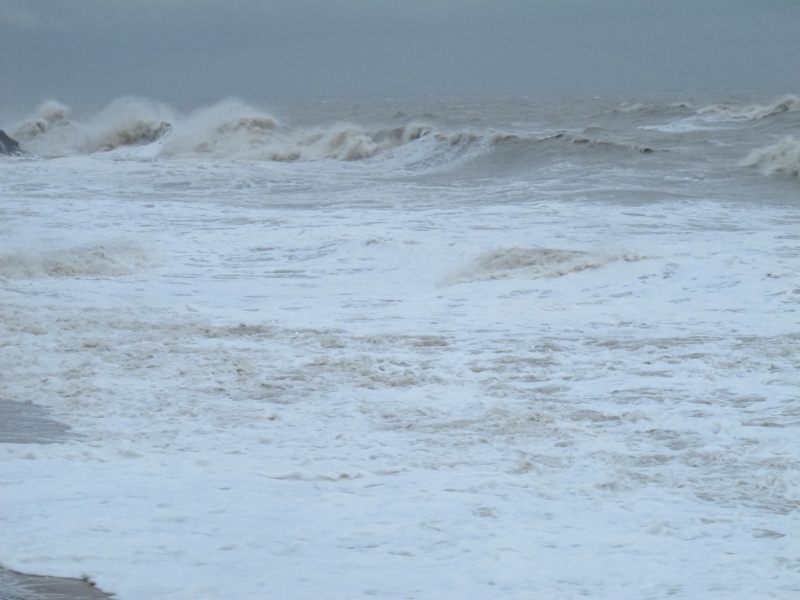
[
  {"left": 0, "top": 2, "right": 45, "bottom": 29},
  {"left": 1, "top": 0, "right": 799, "bottom": 102}
]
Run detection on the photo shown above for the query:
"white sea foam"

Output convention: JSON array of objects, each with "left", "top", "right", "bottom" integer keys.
[
  {"left": 741, "top": 137, "right": 800, "bottom": 177},
  {"left": 0, "top": 240, "right": 159, "bottom": 280},
  {"left": 639, "top": 118, "right": 723, "bottom": 133},
  {"left": 2, "top": 93, "right": 800, "bottom": 600}
]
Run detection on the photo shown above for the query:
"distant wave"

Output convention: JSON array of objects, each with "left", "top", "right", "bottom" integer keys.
[
  {"left": 698, "top": 95, "right": 800, "bottom": 120},
  {"left": 613, "top": 102, "right": 695, "bottom": 117},
  {"left": 741, "top": 137, "right": 800, "bottom": 178},
  {"left": 540, "top": 131, "right": 656, "bottom": 154}
]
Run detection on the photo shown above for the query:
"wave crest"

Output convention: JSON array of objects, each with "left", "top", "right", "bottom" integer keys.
[
  {"left": 11, "top": 97, "right": 174, "bottom": 155},
  {"left": 442, "top": 247, "right": 646, "bottom": 286},
  {"left": 7, "top": 97, "right": 661, "bottom": 168},
  {"left": 613, "top": 102, "right": 695, "bottom": 117},
  {"left": 0, "top": 240, "right": 160, "bottom": 280},
  {"left": 698, "top": 95, "right": 800, "bottom": 120},
  {"left": 161, "top": 99, "right": 431, "bottom": 161},
  {"left": 12, "top": 100, "right": 70, "bottom": 141},
  {"left": 741, "top": 137, "right": 800, "bottom": 177},
  {"left": 82, "top": 97, "right": 173, "bottom": 152},
  {"left": 9, "top": 97, "right": 439, "bottom": 161}
]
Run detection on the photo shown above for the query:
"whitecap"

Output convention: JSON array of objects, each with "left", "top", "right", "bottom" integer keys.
[{"left": 740, "top": 137, "right": 800, "bottom": 177}]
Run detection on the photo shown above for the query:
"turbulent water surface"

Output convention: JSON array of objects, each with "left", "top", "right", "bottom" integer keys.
[{"left": 1, "top": 92, "right": 799, "bottom": 599}]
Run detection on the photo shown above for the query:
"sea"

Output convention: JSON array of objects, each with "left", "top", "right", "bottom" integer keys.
[{"left": 1, "top": 92, "right": 799, "bottom": 599}]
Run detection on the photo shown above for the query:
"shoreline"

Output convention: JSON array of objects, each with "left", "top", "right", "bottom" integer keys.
[{"left": 0, "top": 400, "right": 112, "bottom": 600}]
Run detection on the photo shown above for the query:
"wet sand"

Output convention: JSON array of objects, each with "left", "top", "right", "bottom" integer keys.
[
  {"left": 1, "top": 400, "right": 113, "bottom": 600},
  {"left": 0, "top": 569, "right": 112, "bottom": 600},
  {"left": 0, "top": 400, "right": 77, "bottom": 445}
]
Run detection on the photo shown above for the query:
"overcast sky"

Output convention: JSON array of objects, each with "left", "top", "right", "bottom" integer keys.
[{"left": 1, "top": 0, "right": 799, "bottom": 104}]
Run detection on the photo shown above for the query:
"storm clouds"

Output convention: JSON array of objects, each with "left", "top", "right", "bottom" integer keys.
[{"left": 1, "top": 0, "right": 799, "bottom": 103}]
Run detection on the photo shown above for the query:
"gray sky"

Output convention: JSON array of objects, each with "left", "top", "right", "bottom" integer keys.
[{"left": 1, "top": 0, "right": 799, "bottom": 104}]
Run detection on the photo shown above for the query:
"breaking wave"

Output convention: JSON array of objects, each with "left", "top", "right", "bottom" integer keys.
[
  {"left": 159, "top": 99, "right": 431, "bottom": 161},
  {"left": 698, "top": 95, "right": 800, "bottom": 120},
  {"left": 9, "top": 98, "right": 435, "bottom": 161},
  {"left": 12, "top": 100, "right": 70, "bottom": 141},
  {"left": 740, "top": 137, "right": 800, "bottom": 178},
  {"left": 82, "top": 98, "right": 172, "bottom": 153},
  {"left": 0, "top": 240, "right": 160, "bottom": 280},
  {"left": 12, "top": 97, "right": 174, "bottom": 155},
  {"left": 442, "top": 247, "right": 646, "bottom": 286},
  {"left": 6, "top": 97, "right": 661, "bottom": 169}
]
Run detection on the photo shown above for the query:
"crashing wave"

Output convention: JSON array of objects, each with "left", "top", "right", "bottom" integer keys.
[
  {"left": 0, "top": 240, "right": 160, "bottom": 280},
  {"left": 80, "top": 97, "right": 174, "bottom": 152},
  {"left": 160, "top": 99, "right": 432, "bottom": 161},
  {"left": 12, "top": 100, "right": 70, "bottom": 141},
  {"left": 9, "top": 97, "right": 438, "bottom": 161},
  {"left": 174, "top": 124, "right": 659, "bottom": 164},
  {"left": 164, "top": 123, "right": 427, "bottom": 161},
  {"left": 7, "top": 96, "right": 662, "bottom": 166},
  {"left": 740, "top": 137, "right": 800, "bottom": 177},
  {"left": 10, "top": 97, "right": 174, "bottom": 155},
  {"left": 89, "top": 120, "right": 172, "bottom": 152},
  {"left": 698, "top": 95, "right": 800, "bottom": 120},
  {"left": 442, "top": 247, "right": 646, "bottom": 286}
]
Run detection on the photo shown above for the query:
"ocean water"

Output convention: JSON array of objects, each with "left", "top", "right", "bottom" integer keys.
[{"left": 1, "top": 92, "right": 799, "bottom": 599}]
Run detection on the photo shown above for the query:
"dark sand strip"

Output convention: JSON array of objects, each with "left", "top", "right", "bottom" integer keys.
[
  {"left": 1, "top": 400, "right": 112, "bottom": 599},
  {"left": 0, "top": 569, "right": 112, "bottom": 600}
]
